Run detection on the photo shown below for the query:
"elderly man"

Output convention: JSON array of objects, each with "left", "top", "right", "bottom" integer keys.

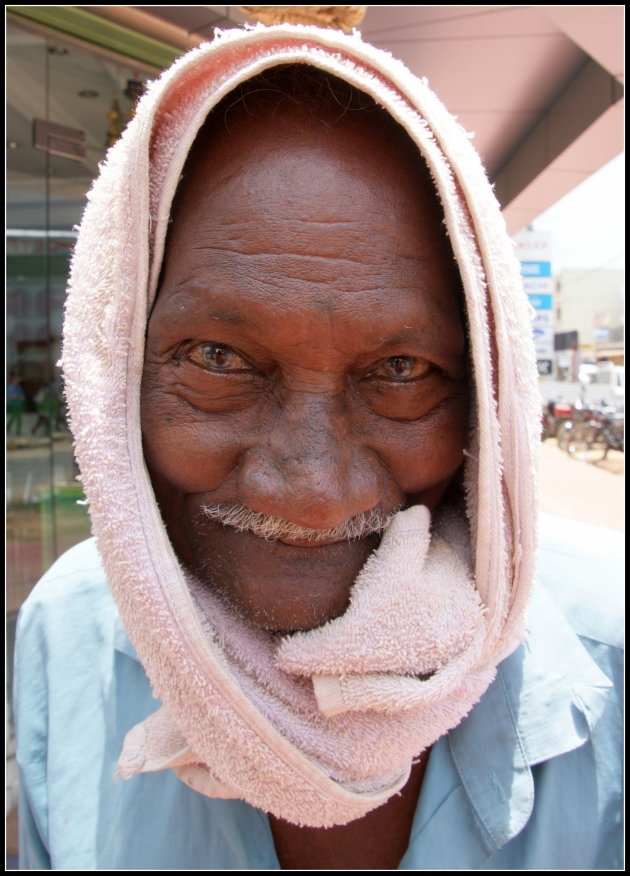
[{"left": 15, "top": 23, "right": 621, "bottom": 871}]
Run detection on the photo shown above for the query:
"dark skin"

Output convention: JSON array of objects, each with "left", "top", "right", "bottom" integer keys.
[
  {"left": 140, "top": 101, "right": 468, "bottom": 868},
  {"left": 269, "top": 753, "right": 430, "bottom": 870}
]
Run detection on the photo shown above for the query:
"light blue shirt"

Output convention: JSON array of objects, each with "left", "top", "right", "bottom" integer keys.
[{"left": 15, "top": 514, "right": 623, "bottom": 870}]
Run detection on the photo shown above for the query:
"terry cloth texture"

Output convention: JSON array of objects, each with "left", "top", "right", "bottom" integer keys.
[{"left": 61, "top": 23, "right": 541, "bottom": 827}]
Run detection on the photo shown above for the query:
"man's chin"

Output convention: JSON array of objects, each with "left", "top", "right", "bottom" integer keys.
[{"left": 186, "top": 524, "right": 382, "bottom": 633}]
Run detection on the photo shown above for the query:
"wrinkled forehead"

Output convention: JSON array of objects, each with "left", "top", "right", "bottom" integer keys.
[
  {"left": 168, "top": 68, "right": 446, "bottom": 236},
  {"left": 146, "top": 56, "right": 460, "bottom": 309}
]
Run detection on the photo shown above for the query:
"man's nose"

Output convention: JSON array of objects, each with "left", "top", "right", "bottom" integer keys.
[{"left": 237, "top": 393, "right": 382, "bottom": 529}]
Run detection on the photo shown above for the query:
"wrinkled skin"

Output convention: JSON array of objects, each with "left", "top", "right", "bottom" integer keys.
[{"left": 140, "top": 102, "right": 469, "bottom": 635}]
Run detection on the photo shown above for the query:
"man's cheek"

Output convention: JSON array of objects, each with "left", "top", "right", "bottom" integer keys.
[
  {"left": 140, "top": 391, "right": 243, "bottom": 494},
  {"left": 367, "top": 399, "right": 469, "bottom": 496}
]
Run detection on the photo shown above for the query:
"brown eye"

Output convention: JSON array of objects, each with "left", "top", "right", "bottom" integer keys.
[
  {"left": 188, "top": 343, "right": 251, "bottom": 372},
  {"left": 379, "top": 355, "right": 431, "bottom": 380}
]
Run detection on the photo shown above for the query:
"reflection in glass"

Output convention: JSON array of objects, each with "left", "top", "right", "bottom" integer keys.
[{"left": 6, "top": 21, "right": 152, "bottom": 833}]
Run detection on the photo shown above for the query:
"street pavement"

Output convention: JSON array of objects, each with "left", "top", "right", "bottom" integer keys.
[{"left": 538, "top": 438, "right": 624, "bottom": 531}]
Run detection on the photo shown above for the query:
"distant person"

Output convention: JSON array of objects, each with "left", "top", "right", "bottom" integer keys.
[
  {"left": 7, "top": 371, "right": 26, "bottom": 436},
  {"left": 31, "top": 381, "right": 61, "bottom": 437}
]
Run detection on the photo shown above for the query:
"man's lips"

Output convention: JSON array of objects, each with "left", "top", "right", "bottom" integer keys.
[
  {"left": 198, "top": 502, "right": 398, "bottom": 545},
  {"left": 211, "top": 521, "right": 378, "bottom": 550},
  {"left": 187, "top": 517, "right": 384, "bottom": 631}
]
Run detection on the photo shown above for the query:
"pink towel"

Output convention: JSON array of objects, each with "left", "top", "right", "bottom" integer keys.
[{"left": 61, "top": 23, "right": 541, "bottom": 827}]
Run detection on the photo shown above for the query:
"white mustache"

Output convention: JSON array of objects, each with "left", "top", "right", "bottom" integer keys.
[{"left": 199, "top": 503, "right": 396, "bottom": 544}]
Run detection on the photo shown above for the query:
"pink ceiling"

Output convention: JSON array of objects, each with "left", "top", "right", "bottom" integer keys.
[
  {"left": 124, "top": 6, "right": 624, "bottom": 232},
  {"left": 361, "top": 6, "right": 587, "bottom": 173},
  {"left": 356, "top": 6, "right": 624, "bottom": 232}
]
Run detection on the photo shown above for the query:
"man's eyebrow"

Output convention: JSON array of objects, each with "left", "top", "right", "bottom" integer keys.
[
  {"left": 160, "top": 286, "right": 248, "bottom": 325},
  {"left": 173, "top": 306, "right": 247, "bottom": 325},
  {"left": 206, "top": 310, "right": 246, "bottom": 324},
  {"left": 371, "top": 330, "right": 434, "bottom": 348},
  {"left": 367, "top": 327, "right": 465, "bottom": 366}
]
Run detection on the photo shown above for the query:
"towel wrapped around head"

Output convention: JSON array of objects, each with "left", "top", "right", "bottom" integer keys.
[{"left": 61, "top": 23, "right": 540, "bottom": 827}]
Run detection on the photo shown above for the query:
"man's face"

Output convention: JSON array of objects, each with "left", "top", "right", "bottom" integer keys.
[{"left": 141, "top": 101, "right": 469, "bottom": 632}]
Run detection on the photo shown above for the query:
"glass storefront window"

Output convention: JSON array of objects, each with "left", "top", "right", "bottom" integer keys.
[{"left": 6, "top": 18, "right": 153, "bottom": 852}]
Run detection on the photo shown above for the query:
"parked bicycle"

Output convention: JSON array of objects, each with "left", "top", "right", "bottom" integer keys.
[
  {"left": 554, "top": 401, "right": 592, "bottom": 451},
  {"left": 541, "top": 400, "right": 575, "bottom": 442},
  {"left": 563, "top": 408, "right": 624, "bottom": 461}
]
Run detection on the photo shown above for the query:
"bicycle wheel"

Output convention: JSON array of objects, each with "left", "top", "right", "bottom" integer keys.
[
  {"left": 556, "top": 422, "right": 574, "bottom": 452},
  {"left": 567, "top": 424, "right": 607, "bottom": 461}
]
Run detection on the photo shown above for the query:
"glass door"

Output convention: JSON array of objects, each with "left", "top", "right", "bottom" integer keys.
[{"left": 6, "top": 17, "right": 152, "bottom": 838}]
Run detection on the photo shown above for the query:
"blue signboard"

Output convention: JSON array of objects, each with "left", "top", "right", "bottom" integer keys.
[
  {"left": 527, "top": 293, "right": 553, "bottom": 310},
  {"left": 520, "top": 261, "right": 552, "bottom": 277}
]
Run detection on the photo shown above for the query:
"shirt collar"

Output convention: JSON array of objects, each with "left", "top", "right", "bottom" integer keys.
[
  {"left": 114, "top": 612, "right": 139, "bottom": 661},
  {"left": 113, "top": 574, "right": 612, "bottom": 856},
  {"left": 447, "top": 580, "right": 613, "bottom": 854}
]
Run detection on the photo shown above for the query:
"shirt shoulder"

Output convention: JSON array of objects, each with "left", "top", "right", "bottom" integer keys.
[
  {"left": 16, "top": 537, "right": 119, "bottom": 645},
  {"left": 22, "top": 536, "right": 108, "bottom": 600},
  {"left": 415, "top": 515, "right": 623, "bottom": 870},
  {"left": 14, "top": 539, "right": 153, "bottom": 870},
  {"left": 535, "top": 512, "right": 623, "bottom": 650}
]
